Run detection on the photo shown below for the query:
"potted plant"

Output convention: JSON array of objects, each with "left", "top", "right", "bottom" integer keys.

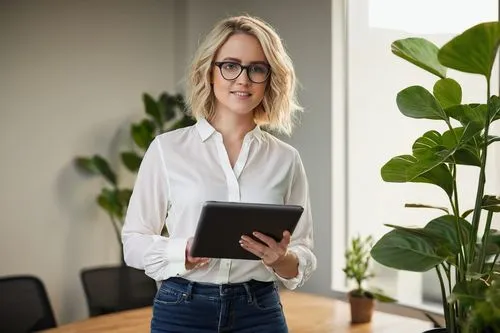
[
  {"left": 370, "top": 21, "right": 500, "bottom": 333},
  {"left": 343, "top": 235, "right": 395, "bottom": 324},
  {"left": 74, "top": 92, "right": 195, "bottom": 256}
]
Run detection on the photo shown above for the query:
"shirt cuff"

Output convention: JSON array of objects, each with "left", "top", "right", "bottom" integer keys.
[
  {"left": 166, "top": 238, "right": 188, "bottom": 262},
  {"left": 166, "top": 237, "right": 189, "bottom": 277},
  {"left": 270, "top": 249, "right": 305, "bottom": 290}
]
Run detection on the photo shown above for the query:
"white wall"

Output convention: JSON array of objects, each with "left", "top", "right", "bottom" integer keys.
[{"left": 0, "top": 0, "right": 176, "bottom": 324}]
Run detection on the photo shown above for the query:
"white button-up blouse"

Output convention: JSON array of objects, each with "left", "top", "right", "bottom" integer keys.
[{"left": 122, "top": 118, "right": 316, "bottom": 290}]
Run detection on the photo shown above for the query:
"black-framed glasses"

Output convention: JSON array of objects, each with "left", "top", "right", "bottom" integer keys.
[{"left": 213, "top": 61, "right": 271, "bottom": 83}]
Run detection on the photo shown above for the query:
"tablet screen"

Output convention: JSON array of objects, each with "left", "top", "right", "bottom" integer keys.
[{"left": 190, "top": 201, "right": 303, "bottom": 260}]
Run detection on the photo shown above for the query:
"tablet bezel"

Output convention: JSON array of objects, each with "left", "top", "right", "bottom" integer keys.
[{"left": 190, "top": 201, "right": 304, "bottom": 260}]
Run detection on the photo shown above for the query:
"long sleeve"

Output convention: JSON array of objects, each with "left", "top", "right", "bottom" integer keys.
[
  {"left": 121, "top": 137, "right": 188, "bottom": 281},
  {"left": 272, "top": 149, "right": 317, "bottom": 290}
]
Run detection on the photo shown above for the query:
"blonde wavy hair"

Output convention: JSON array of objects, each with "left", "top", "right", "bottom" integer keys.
[{"left": 186, "top": 15, "right": 302, "bottom": 136}]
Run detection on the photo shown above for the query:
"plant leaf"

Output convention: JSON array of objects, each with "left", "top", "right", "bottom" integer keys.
[
  {"left": 91, "top": 155, "right": 117, "bottom": 185},
  {"left": 159, "top": 92, "right": 178, "bottom": 123},
  {"left": 397, "top": 86, "right": 448, "bottom": 120},
  {"left": 412, "top": 130, "right": 444, "bottom": 160},
  {"left": 489, "top": 95, "right": 500, "bottom": 123},
  {"left": 75, "top": 156, "right": 117, "bottom": 185},
  {"left": 405, "top": 203, "right": 449, "bottom": 214},
  {"left": 433, "top": 78, "right": 462, "bottom": 109},
  {"left": 370, "top": 291, "right": 397, "bottom": 303},
  {"left": 131, "top": 120, "right": 155, "bottom": 149},
  {"left": 411, "top": 129, "right": 480, "bottom": 168},
  {"left": 118, "top": 189, "right": 132, "bottom": 207},
  {"left": 462, "top": 209, "right": 474, "bottom": 219},
  {"left": 446, "top": 104, "right": 487, "bottom": 129},
  {"left": 121, "top": 151, "right": 143, "bottom": 173},
  {"left": 482, "top": 195, "right": 500, "bottom": 212},
  {"left": 448, "top": 145, "right": 481, "bottom": 166},
  {"left": 384, "top": 223, "right": 460, "bottom": 261},
  {"left": 391, "top": 38, "right": 447, "bottom": 78},
  {"left": 438, "top": 21, "right": 500, "bottom": 79},
  {"left": 451, "top": 280, "right": 488, "bottom": 306},
  {"left": 143, "top": 93, "right": 162, "bottom": 128},
  {"left": 442, "top": 127, "right": 481, "bottom": 166},
  {"left": 371, "top": 229, "right": 446, "bottom": 272},
  {"left": 424, "top": 215, "right": 472, "bottom": 255},
  {"left": 97, "top": 188, "right": 123, "bottom": 219},
  {"left": 381, "top": 155, "right": 453, "bottom": 197},
  {"left": 74, "top": 157, "right": 98, "bottom": 175}
]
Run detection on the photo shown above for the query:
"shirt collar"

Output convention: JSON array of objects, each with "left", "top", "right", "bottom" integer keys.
[
  {"left": 195, "top": 118, "right": 216, "bottom": 142},
  {"left": 195, "top": 118, "right": 266, "bottom": 143},
  {"left": 250, "top": 124, "right": 265, "bottom": 143}
]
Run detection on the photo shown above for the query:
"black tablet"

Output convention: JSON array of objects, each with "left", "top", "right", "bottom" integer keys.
[{"left": 190, "top": 201, "right": 304, "bottom": 260}]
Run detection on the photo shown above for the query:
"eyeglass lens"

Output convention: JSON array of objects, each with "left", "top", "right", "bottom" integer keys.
[{"left": 218, "top": 62, "right": 269, "bottom": 83}]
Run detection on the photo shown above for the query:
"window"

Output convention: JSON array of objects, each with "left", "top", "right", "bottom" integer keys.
[{"left": 332, "top": 0, "right": 499, "bottom": 309}]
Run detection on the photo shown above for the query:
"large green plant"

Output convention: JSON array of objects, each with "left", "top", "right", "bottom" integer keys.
[
  {"left": 370, "top": 21, "right": 500, "bottom": 333},
  {"left": 75, "top": 92, "right": 195, "bottom": 245}
]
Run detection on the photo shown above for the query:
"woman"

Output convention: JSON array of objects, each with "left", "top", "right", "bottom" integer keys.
[{"left": 122, "top": 15, "right": 317, "bottom": 333}]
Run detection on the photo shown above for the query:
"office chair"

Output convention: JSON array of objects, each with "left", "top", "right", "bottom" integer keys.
[
  {"left": 80, "top": 265, "right": 157, "bottom": 317},
  {"left": 0, "top": 275, "right": 57, "bottom": 333}
]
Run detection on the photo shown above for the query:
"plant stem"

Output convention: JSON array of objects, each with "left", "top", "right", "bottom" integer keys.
[
  {"left": 446, "top": 263, "right": 459, "bottom": 332},
  {"left": 445, "top": 263, "right": 452, "bottom": 294},
  {"left": 489, "top": 252, "right": 500, "bottom": 276},
  {"left": 109, "top": 214, "right": 123, "bottom": 249},
  {"left": 448, "top": 301, "right": 456, "bottom": 333},
  {"left": 445, "top": 120, "right": 458, "bottom": 142},
  {"left": 436, "top": 265, "right": 450, "bottom": 328},
  {"left": 479, "top": 210, "right": 494, "bottom": 273},
  {"left": 487, "top": 136, "right": 500, "bottom": 145},
  {"left": 451, "top": 164, "right": 467, "bottom": 271},
  {"left": 468, "top": 78, "right": 491, "bottom": 267}
]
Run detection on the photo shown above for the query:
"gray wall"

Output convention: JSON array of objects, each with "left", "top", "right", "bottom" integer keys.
[
  {"left": 0, "top": 0, "right": 177, "bottom": 324},
  {"left": 0, "top": 0, "right": 332, "bottom": 324}
]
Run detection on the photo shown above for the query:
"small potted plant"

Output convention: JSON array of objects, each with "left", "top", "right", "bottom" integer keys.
[{"left": 343, "top": 235, "right": 395, "bottom": 324}]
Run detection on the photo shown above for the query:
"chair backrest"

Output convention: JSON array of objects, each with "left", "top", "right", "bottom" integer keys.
[
  {"left": 80, "top": 265, "right": 157, "bottom": 317},
  {"left": 0, "top": 275, "right": 57, "bottom": 333}
]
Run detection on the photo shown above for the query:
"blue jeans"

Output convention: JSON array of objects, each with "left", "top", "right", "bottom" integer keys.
[{"left": 151, "top": 277, "right": 288, "bottom": 333}]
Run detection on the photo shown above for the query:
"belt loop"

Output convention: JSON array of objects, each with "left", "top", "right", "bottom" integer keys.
[
  {"left": 184, "top": 281, "right": 193, "bottom": 300},
  {"left": 243, "top": 282, "right": 253, "bottom": 304}
]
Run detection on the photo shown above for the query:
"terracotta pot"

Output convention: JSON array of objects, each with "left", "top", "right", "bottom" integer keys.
[{"left": 348, "top": 293, "right": 374, "bottom": 324}]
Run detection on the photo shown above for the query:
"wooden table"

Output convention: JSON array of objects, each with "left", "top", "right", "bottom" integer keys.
[{"left": 44, "top": 291, "right": 433, "bottom": 332}]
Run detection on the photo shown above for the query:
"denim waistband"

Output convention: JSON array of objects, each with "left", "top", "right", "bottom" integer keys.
[{"left": 163, "top": 277, "right": 275, "bottom": 299}]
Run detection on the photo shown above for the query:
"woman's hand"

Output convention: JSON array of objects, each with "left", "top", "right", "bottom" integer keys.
[
  {"left": 185, "top": 237, "right": 210, "bottom": 270},
  {"left": 239, "top": 231, "right": 291, "bottom": 268}
]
